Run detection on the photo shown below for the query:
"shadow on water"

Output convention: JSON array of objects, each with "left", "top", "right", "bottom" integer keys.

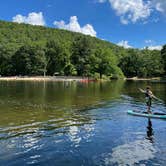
[{"left": 146, "top": 118, "right": 154, "bottom": 143}]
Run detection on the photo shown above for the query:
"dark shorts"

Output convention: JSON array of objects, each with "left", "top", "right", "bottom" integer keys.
[{"left": 146, "top": 98, "right": 152, "bottom": 107}]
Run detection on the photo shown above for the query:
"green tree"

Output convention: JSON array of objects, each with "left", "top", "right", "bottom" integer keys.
[
  {"left": 95, "top": 48, "right": 123, "bottom": 79},
  {"left": 119, "top": 49, "right": 141, "bottom": 77},
  {"left": 141, "top": 49, "right": 164, "bottom": 77},
  {"left": 0, "top": 20, "right": 164, "bottom": 78},
  {"left": 11, "top": 45, "right": 47, "bottom": 76},
  {"left": 161, "top": 45, "right": 166, "bottom": 74},
  {"left": 71, "top": 36, "right": 94, "bottom": 76},
  {"left": 0, "top": 45, "right": 13, "bottom": 76},
  {"left": 31, "top": 47, "right": 47, "bottom": 76},
  {"left": 46, "top": 40, "right": 71, "bottom": 76}
]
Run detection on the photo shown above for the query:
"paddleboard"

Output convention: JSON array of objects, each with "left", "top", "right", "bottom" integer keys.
[{"left": 127, "top": 110, "right": 166, "bottom": 119}]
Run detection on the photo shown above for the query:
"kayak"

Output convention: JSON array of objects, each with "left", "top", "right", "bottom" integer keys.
[{"left": 127, "top": 110, "right": 166, "bottom": 119}]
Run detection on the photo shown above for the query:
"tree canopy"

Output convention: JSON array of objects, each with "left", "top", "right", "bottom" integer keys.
[{"left": 0, "top": 20, "right": 165, "bottom": 78}]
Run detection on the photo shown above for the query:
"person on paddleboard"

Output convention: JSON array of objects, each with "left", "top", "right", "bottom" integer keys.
[{"left": 139, "top": 86, "right": 158, "bottom": 114}]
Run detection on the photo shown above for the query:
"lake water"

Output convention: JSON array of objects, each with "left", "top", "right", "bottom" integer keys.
[{"left": 0, "top": 80, "right": 165, "bottom": 166}]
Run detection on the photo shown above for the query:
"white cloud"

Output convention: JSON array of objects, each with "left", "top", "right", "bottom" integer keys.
[
  {"left": 103, "top": 140, "right": 157, "bottom": 166},
  {"left": 12, "top": 12, "right": 45, "bottom": 26},
  {"left": 152, "top": 0, "right": 166, "bottom": 13},
  {"left": 99, "top": 0, "right": 151, "bottom": 24},
  {"left": 145, "top": 40, "right": 151, "bottom": 44},
  {"left": 145, "top": 39, "right": 154, "bottom": 44},
  {"left": 120, "top": 17, "right": 129, "bottom": 25},
  {"left": 117, "top": 40, "right": 133, "bottom": 48},
  {"left": 98, "top": 0, "right": 107, "bottom": 3},
  {"left": 53, "top": 16, "right": 97, "bottom": 37},
  {"left": 144, "top": 39, "right": 162, "bottom": 50},
  {"left": 147, "top": 45, "right": 162, "bottom": 50},
  {"left": 98, "top": 0, "right": 166, "bottom": 24}
]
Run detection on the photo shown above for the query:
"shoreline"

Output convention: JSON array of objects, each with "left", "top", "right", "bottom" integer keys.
[
  {"left": 124, "top": 77, "right": 163, "bottom": 81},
  {"left": 0, "top": 76, "right": 96, "bottom": 82},
  {"left": 0, "top": 76, "right": 165, "bottom": 82}
]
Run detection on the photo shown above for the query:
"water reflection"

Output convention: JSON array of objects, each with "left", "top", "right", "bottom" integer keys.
[
  {"left": 146, "top": 118, "right": 154, "bottom": 143},
  {"left": 0, "top": 80, "right": 165, "bottom": 165},
  {"left": 68, "top": 122, "right": 95, "bottom": 147},
  {"left": 0, "top": 81, "right": 125, "bottom": 127},
  {"left": 102, "top": 139, "right": 157, "bottom": 166}
]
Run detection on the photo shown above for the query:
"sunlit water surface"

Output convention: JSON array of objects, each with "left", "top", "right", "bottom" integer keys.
[{"left": 0, "top": 80, "right": 165, "bottom": 166}]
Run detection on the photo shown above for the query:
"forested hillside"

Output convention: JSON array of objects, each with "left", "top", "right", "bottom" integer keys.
[{"left": 0, "top": 20, "right": 165, "bottom": 78}]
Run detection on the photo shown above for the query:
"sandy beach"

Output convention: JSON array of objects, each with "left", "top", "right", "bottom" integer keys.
[
  {"left": 0, "top": 76, "right": 164, "bottom": 82},
  {"left": 124, "top": 77, "right": 162, "bottom": 81},
  {"left": 0, "top": 76, "right": 96, "bottom": 82}
]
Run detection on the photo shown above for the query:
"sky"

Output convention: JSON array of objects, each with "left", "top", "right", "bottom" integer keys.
[{"left": 0, "top": 0, "right": 166, "bottom": 49}]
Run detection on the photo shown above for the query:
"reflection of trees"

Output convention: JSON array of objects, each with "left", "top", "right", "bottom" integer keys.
[
  {"left": 71, "top": 80, "right": 125, "bottom": 110},
  {"left": 0, "top": 81, "right": 125, "bottom": 127}
]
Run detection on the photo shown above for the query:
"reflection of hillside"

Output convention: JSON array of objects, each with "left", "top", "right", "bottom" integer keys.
[
  {"left": 71, "top": 80, "right": 125, "bottom": 109},
  {"left": 0, "top": 81, "right": 125, "bottom": 127}
]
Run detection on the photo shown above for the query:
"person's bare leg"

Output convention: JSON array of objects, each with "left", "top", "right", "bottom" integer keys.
[{"left": 147, "top": 106, "right": 152, "bottom": 114}]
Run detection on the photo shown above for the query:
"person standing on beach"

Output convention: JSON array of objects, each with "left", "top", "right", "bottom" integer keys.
[{"left": 139, "top": 86, "right": 158, "bottom": 114}]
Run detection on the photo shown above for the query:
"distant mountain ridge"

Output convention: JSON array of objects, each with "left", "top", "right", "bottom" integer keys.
[{"left": 0, "top": 20, "right": 119, "bottom": 49}]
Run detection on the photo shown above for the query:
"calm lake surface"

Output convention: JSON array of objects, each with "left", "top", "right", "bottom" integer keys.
[{"left": 0, "top": 80, "right": 165, "bottom": 166}]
